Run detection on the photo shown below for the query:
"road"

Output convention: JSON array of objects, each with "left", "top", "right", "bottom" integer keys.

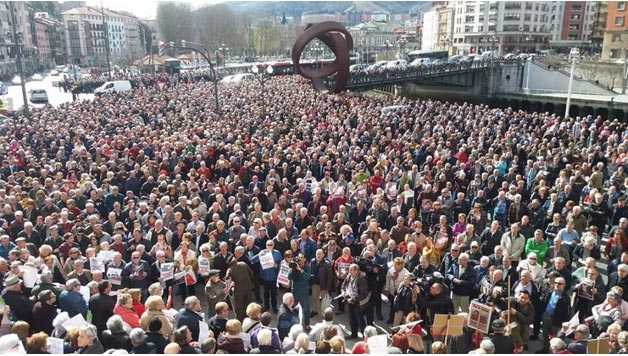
[{"left": 1, "top": 73, "right": 94, "bottom": 111}]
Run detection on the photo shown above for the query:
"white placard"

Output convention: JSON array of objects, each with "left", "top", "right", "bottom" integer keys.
[
  {"left": 259, "top": 251, "right": 275, "bottom": 270},
  {"left": 79, "top": 286, "right": 90, "bottom": 304},
  {"left": 21, "top": 265, "right": 38, "bottom": 288},
  {"left": 198, "top": 256, "right": 210, "bottom": 276},
  {"left": 297, "top": 303, "right": 303, "bottom": 325},
  {"left": 106, "top": 268, "right": 122, "bottom": 285},
  {"left": 199, "top": 320, "right": 209, "bottom": 342},
  {"left": 98, "top": 250, "right": 114, "bottom": 262},
  {"left": 174, "top": 271, "right": 187, "bottom": 285},
  {"left": 367, "top": 334, "right": 388, "bottom": 354},
  {"left": 47, "top": 337, "right": 64, "bottom": 354},
  {"left": 61, "top": 313, "right": 87, "bottom": 331},
  {"left": 337, "top": 262, "right": 351, "bottom": 279},
  {"left": 276, "top": 262, "right": 290, "bottom": 288},
  {"left": 90, "top": 257, "right": 105, "bottom": 273},
  {"left": 160, "top": 263, "right": 174, "bottom": 281}
]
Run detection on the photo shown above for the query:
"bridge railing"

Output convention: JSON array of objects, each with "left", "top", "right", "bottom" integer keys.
[{"left": 336, "top": 61, "right": 492, "bottom": 89}]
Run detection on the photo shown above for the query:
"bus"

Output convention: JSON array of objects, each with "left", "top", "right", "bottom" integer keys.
[
  {"left": 407, "top": 50, "right": 449, "bottom": 61},
  {"left": 164, "top": 59, "right": 181, "bottom": 74}
]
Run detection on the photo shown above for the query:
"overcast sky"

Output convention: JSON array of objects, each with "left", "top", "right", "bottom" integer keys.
[{"left": 83, "top": 0, "right": 225, "bottom": 20}]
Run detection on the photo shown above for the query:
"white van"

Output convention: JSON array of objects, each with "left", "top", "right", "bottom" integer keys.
[
  {"left": 409, "top": 58, "right": 431, "bottom": 67},
  {"left": 94, "top": 80, "right": 132, "bottom": 95},
  {"left": 385, "top": 60, "right": 407, "bottom": 69}
]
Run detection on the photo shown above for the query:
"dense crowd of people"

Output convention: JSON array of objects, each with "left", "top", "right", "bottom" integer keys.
[{"left": 0, "top": 67, "right": 626, "bottom": 354}]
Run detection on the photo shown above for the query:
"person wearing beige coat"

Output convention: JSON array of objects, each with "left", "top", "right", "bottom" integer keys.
[{"left": 140, "top": 295, "right": 174, "bottom": 338}]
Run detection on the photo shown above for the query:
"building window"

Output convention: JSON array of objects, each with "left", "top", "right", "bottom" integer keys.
[
  {"left": 569, "top": 24, "right": 580, "bottom": 31},
  {"left": 611, "top": 49, "right": 620, "bottom": 58},
  {"left": 570, "top": 14, "right": 581, "bottom": 20},
  {"left": 568, "top": 35, "right": 579, "bottom": 40},
  {"left": 619, "top": 2, "right": 627, "bottom": 11},
  {"left": 524, "top": 14, "right": 531, "bottom": 21},
  {"left": 613, "top": 34, "right": 622, "bottom": 42},
  {"left": 616, "top": 16, "right": 625, "bottom": 26},
  {"left": 571, "top": 4, "right": 583, "bottom": 11}
]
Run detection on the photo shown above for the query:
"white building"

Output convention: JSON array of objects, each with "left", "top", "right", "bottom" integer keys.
[
  {"left": 450, "top": 1, "right": 554, "bottom": 55},
  {"left": 61, "top": 6, "right": 143, "bottom": 66},
  {"left": 421, "top": 8, "right": 439, "bottom": 51}
]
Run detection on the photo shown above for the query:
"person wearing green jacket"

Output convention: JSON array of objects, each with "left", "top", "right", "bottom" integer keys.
[
  {"left": 288, "top": 253, "right": 311, "bottom": 331},
  {"left": 525, "top": 229, "right": 548, "bottom": 263}
]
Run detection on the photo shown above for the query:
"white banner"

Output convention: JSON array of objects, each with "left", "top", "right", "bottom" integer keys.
[
  {"left": 21, "top": 265, "right": 38, "bottom": 288},
  {"left": 90, "top": 257, "right": 105, "bottom": 273}
]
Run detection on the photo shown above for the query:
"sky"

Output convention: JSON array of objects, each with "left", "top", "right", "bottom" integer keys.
[{"left": 83, "top": 0, "right": 225, "bottom": 20}]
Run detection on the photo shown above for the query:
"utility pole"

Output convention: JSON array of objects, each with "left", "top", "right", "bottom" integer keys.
[
  {"left": 623, "top": 47, "right": 628, "bottom": 94},
  {"left": 100, "top": 0, "right": 111, "bottom": 80},
  {"left": 9, "top": 2, "right": 28, "bottom": 116}
]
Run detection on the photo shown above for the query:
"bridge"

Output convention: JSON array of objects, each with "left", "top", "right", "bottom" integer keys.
[{"left": 342, "top": 61, "right": 492, "bottom": 91}]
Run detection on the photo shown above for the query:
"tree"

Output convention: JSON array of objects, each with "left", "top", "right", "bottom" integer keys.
[
  {"left": 194, "top": 4, "right": 248, "bottom": 57},
  {"left": 157, "top": 2, "right": 194, "bottom": 44}
]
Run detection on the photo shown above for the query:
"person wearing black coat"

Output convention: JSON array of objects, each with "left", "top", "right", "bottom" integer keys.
[
  {"left": 414, "top": 282, "right": 454, "bottom": 327},
  {"left": 31, "top": 290, "right": 57, "bottom": 336},
  {"left": 145, "top": 316, "right": 169, "bottom": 354},
  {"left": 207, "top": 302, "right": 229, "bottom": 338},
  {"left": 3, "top": 277, "right": 33, "bottom": 326},
  {"left": 176, "top": 297, "right": 204, "bottom": 342},
  {"left": 392, "top": 275, "right": 415, "bottom": 325},
  {"left": 250, "top": 344, "right": 281, "bottom": 354},
  {"left": 539, "top": 277, "right": 571, "bottom": 353},
  {"left": 88, "top": 281, "right": 115, "bottom": 337},
  {"left": 101, "top": 327, "right": 133, "bottom": 353},
  {"left": 446, "top": 253, "right": 478, "bottom": 313}
]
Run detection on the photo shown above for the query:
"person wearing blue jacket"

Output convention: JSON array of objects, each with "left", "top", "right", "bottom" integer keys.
[
  {"left": 297, "top": 230, "right": 316, "bottom": 261},
  {"left": 250, "top": 240, "right": 283, "bottom": 313},
  {"left": 59, "top": 278, "right": 88, "bottom": 317}
]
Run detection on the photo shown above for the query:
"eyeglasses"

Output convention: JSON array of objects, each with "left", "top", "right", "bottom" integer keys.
[
  {"left": 555, "top": 282, "right": 565, "bottom": 285},
  {"left": 132, "top": 257, "right": 140, "bottom": 260},
  {"left": 472, "top": 246, "right": 478, "bottom": 249},
  {"left": 451, "top": 250, "right": 459, "bottom": 252},
  {"left": 529, "top": 257, "right": 537, "bottom": 260}
]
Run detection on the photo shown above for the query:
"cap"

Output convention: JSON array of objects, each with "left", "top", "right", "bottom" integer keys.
[
  {"left": 259, "top": 226, "right": 267, "bottom": 231},
  {"left": 470, "top": 241, "right": 479, "bottom": 247},
  {"left": 344, "top": 232, "right": 355, "bottom": 242},
  {"left": 148, "top": 317, "right": 163, "bottom": 332},
  {"left": 114, "top": 222, "right": 126, "bottom": 230},
  {"left": 492, "top": 319, "right": 505, "bottom": 330},
  {"left": 15, "top": 237, "right": 25, "bottom": 243},
  {"left": 208, "top": 269, "right": 221, "bottom": 277},
  {"left": 3, "top": 275, "right": 21, "bottom": 287}
]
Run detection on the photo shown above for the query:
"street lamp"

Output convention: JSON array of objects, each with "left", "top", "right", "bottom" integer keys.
[
  {"left": 218, "top": 43, "right": 229, "bottom": 66},
  {"left": 565, "top": 47, "right": 581, "bottom": 119},
  {"left": 251, "top": 64, "right": 273, "bottom": 116},
  {"left": 310, "top": 42, "right": 324, "bottom": 69},
  {"left": 8, "top": 2, "right": 28, "bottom": 116},
  {"left": 396, "top": 37, "right": 408, "bottom": 60},
  {"left": 382, "top": 40, "right": 394, "bottom": 61},
  {"left": 177, "top": 40, "right": 220, "bottom": 111}
]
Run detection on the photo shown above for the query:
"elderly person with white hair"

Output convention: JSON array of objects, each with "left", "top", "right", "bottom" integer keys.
[
  {"left": 516, "top": 251, "right": 546, "bottom": 286},
  {"left": 101, "top": 315, "right": 132, "bottom": 352},
  {"left": 58, "top": 278, "right": 87, "bottom": 318},
  {"left": 76, "top": 324, "right": 104, "bottom": 353},
  {"left": 573, "top": 235, "right": 601, "bottom": 264},
  {"left": 250, "top": 328, "right": 280, "bottom": 354},
  {"left": 281, "top": 324, "right": 303, "bottom": 352}
]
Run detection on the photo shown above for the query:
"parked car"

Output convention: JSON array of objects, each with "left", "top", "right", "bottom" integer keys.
[
  {"left": 31, "top": 74, "right": 43, "bottom": 81},
  {"left": 11, "top": 76, "right": 21, "bottom": 85},
  {"left": 29, "top": 89, "right": 48, "bottom": 103},
  {"left": 448, "top": 55, "right": 462, "bottom": 63},
  {"left": 384, "top": 59, "right": 407, "bottom": 69},
  {"left": 368, "top": 61, "right": 388, "bottom": 70},
  {"left": 431, "top": 58, "right": 447, "bottom": 65},
  {"left": 409, "top": 58, "right": 431, "bottom": 67},
  {"left": 50, "top": 70, "right": 59, "bottom": 76},
  {"left": 349, "top": 64, "right": 369, "bottom": 72}
]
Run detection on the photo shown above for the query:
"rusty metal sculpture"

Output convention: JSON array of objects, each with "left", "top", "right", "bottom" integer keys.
[{"left": 292, "top": 21, "right": 353, "bottom": 93}]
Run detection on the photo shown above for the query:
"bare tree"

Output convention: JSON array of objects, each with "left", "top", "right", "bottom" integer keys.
[{"left": 157, "top": 2, "right": 194, "bottom": 44}]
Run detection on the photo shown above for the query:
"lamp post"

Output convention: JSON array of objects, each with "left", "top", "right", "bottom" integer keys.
[
  {"left": 565, "top": 47, "right": 580, "bottom": 119},
  {"left": 218, "top": 43, "right": 229, "bottom": 66},
  {"left": 8, "top": 2, "right": 28, "bottom": 116},
  {"left": 397, "top": 37, "right": 408, "bottom": 60},
  {"left": 382, "top": 39, "right": 394, "bottom": 61},
  {"left": 311, "top": 42, "right": 323, "bottom": 69},
  {"left": 251, "top": 64, "right": 273, "bottom": 116},
  {"left": 175, "top": 40, "right": 220, "bottom": 112}
]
